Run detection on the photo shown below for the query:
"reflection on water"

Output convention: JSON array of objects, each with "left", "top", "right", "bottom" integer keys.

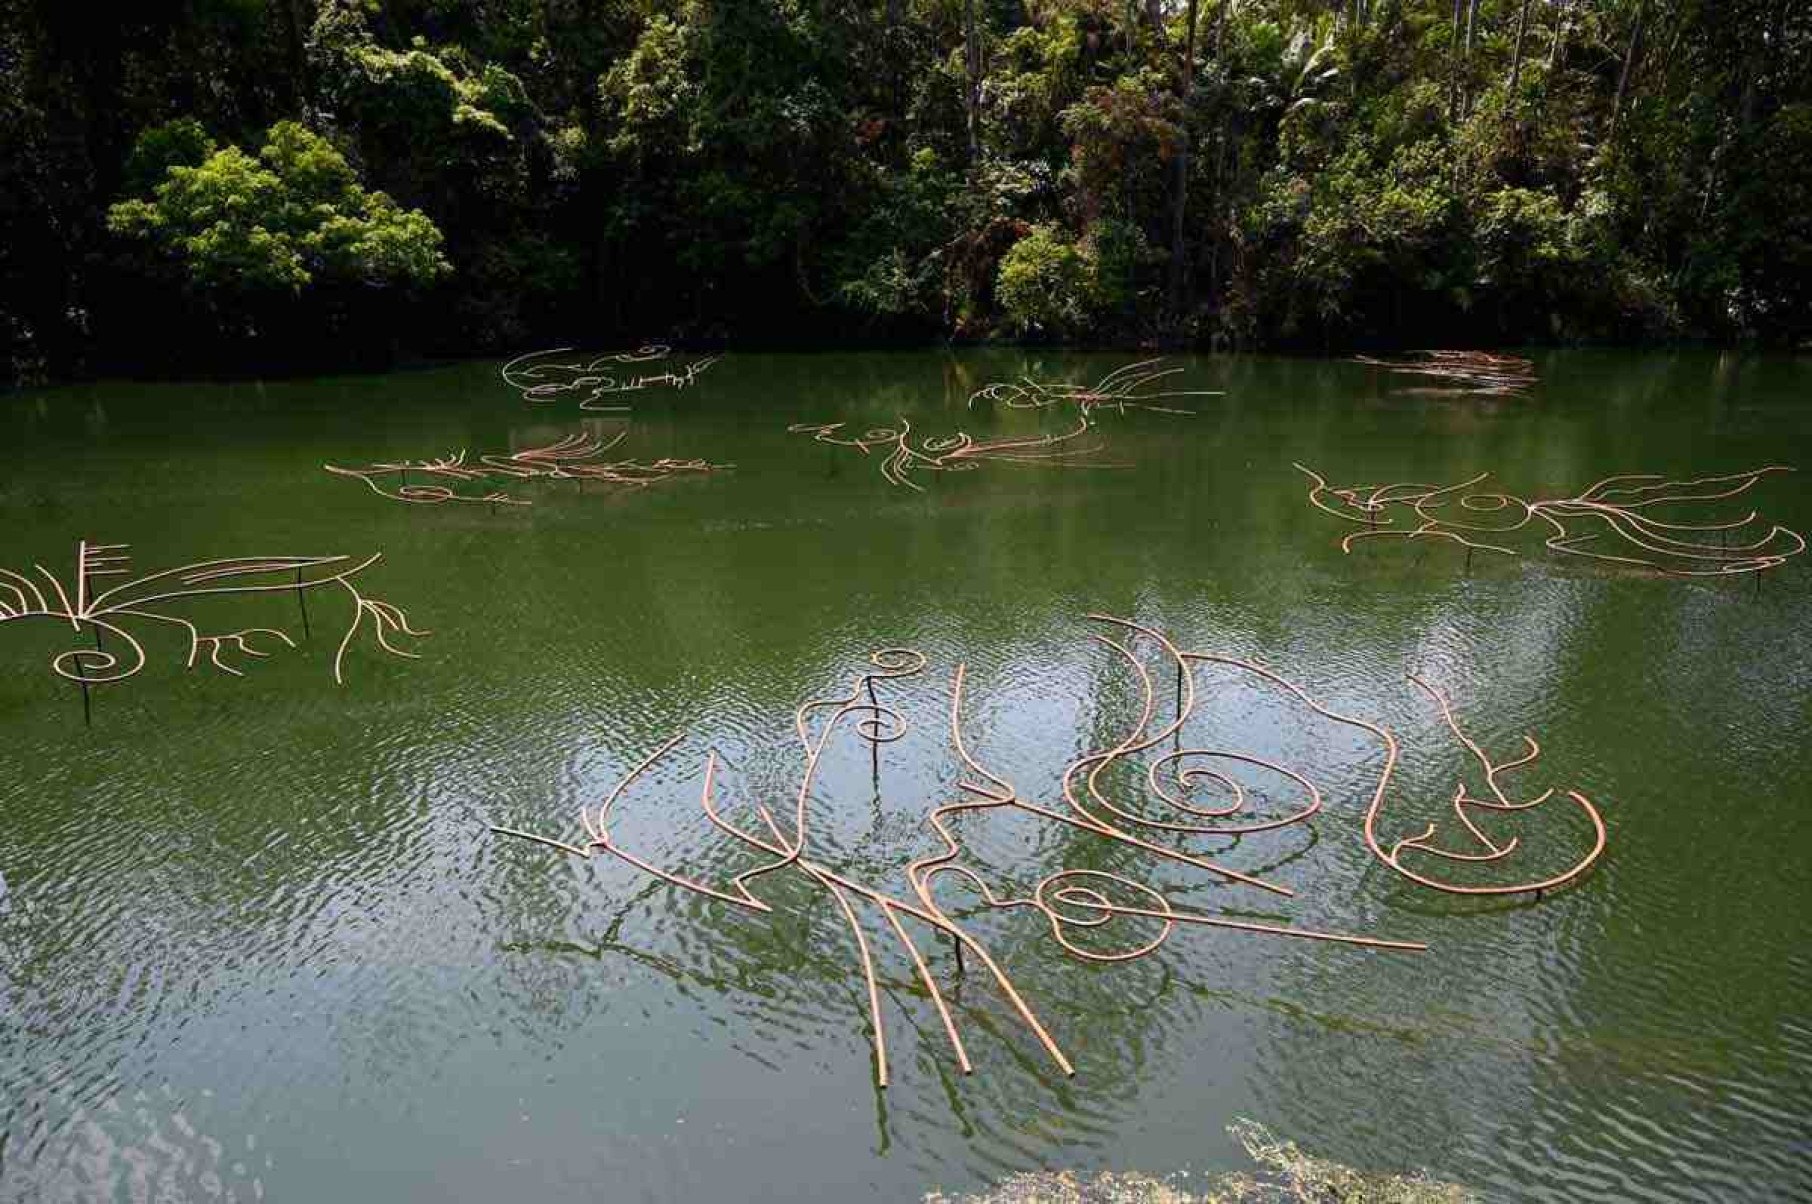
[{"left": 2, "top": 351, "right": 1809, "bottom": 1202}]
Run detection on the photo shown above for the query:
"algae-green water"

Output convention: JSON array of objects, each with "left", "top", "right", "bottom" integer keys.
[{"left": 2, "top": 351, "right": 1808, "bottom": 1202}]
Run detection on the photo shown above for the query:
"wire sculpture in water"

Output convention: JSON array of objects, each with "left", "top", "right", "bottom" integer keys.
[
  {"left": 1351, "top": 350, "right": 1537, "bottom": 397},
  {"left": 789, "top": 360, "right": 1212, "bottom": 491},
  {"left": 0, "top": 541, "right": 427, "bottom": 698},
  {"left": 325, "top": 432, "right": 729, "bottom": 505},
  {"left": 1181, "top": 652, "right": 1607, "bottom": 898},
  {"left": 490, "top": 614, "right": 1427, "bottom": 1086},
  {"left": 500, "top": 345, "right": 721, "bottom": 411},
  {"left": 1294, "top": 463, "right": 1804, "bottom": 576},
  {"left": 966, "top": 357, "right": 1223, "bottom": 416},
  {"left": 787, "top": 411, "right": 1116, "bottom": 491}
]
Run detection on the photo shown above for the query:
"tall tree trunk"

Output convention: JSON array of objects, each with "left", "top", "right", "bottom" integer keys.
[
  {"left": 1508, "top": 0, "right": 1532, "bottom": 95},
  {"left": 1448, "top": 0, "right": 1466, "bottom": 119},
  {"left": 963, "top": 0, "right": 982, "bottom": 161},
  {"left": 1205, "top": 0, "right": 1232, "bottom": 322},
  {"left": 1547, "top": 0, "right": 1570, "bottom": 74},
  {"left": 1166, "top": 0, "right": 1200, "bottom": 334},
  {"left": 1460, "top": 0, "right": 1482, "bottom": 115},
  {"left": 886, "top": 0, "right": 903, "bottom": 122},
  {"left": 1609, "top": 0, "right": 1646, "bottom": 141},
  {"left": 283, "top": 0, "right": 311, "bottom": 109}
]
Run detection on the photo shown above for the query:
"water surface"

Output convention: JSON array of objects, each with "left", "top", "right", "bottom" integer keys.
[{"left": 2, "top": 350, "right": 1809, "bottom": 1202}]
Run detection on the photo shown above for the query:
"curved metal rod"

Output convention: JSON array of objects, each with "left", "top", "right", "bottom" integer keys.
[
  {"left": 1297, "top": 462, "right": 1802, "bottom": 576},
  {"left": 326, "top": 432, "right": 730, "bottom": 506},
  {"left": 0, "top": 541, "right": 428, "bottom": 688},
  {"left": 1184, "top": 647, "right": 1606, "bottom": 898},
  {"left": 790, "top": 361, "right": 1211, "bottom": 490},
  {"left": 1351, "top": 350, "right": 1537, "bottom": 396},
  {"left": 492, "top": 626, "right": 1432, "bottom": 1087},
  {"left": 500, "top": 346, "right": 719, "bottom": 411}
]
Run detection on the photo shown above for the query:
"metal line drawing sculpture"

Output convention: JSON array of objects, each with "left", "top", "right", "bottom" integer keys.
[
  {"left": 500, "top": 345, "right": 721, "bottom": 411},
  {"left": 787, "top": 411, "right": 1116, "bottom": 491},
  {"left": 325, "top": 432, "right": 729, "bottom": 506},
  {"left": 0, "top": 541, "right": 427, "bottom": 709},
  {"left": 790, "top": 360, "right": 1212, "bottom": 491},
  {"left": 1295, "top": 462, "right": 1804, "bottom": 576},
  {"left": 966, "top": 357, "right": 1223, "bottom": 416},
  {"left": 1351, "top": 350, "right": 1536, "bottom": 396},
  {"left": 490, "top": 614, "right": 1425, "bottom": 1086},
  {"left": 1177, "top": 651, "right": 1607, "bottom": 898}
]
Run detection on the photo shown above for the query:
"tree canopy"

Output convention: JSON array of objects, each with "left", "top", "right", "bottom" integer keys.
[
  {"left": 2, "top": 0, "right": 1809, "bottom": 380},
  {"left": 108, "top": 120, "right": 448, "bottom": 295}
]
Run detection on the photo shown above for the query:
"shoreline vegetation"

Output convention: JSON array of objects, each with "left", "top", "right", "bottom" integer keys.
[
  {"left": 925, "top": 1121, "right": 1474, "bottom": 1203},
  {"left": 5, "top": 1, "right": 1809, "bottom": 386}
]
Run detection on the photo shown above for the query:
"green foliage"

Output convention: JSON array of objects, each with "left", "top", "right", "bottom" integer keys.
[
  {"left": 107, "top": 121, "right": 449, "bottom": 296},
  {"left": 997, "top": 224, "right": 1095, "bottom": 336},
  {"left": 7, "top": 0, "right": 1812, "bottom": 378},
  {"left": 995, "top": 220, "right": 1142, "bottom": 339}
]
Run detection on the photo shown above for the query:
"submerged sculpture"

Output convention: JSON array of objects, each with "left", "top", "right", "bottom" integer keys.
[
  {"left": 491, "top": 615, "right": 1428, "bottom": 1086},
  {"left": 790, "top": 360, "right": 1212, "bottom": 491},
  {"left": 1295, "top": 463, "right": 1804, "bottom": 576},
  {"left": 500, "top": 345, "right": 720, "bottom": 411},
  {"left": 1351, "top": 350, "right": 1536, "bottom": 397},
  {"left": 325, "top": 432, "right": 728, "bottom": 505},
  {"left": 0, "top": 540, "right": 427, "bottom": 692}
]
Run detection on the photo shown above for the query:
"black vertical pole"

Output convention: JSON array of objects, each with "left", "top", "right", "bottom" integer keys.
[
  {"left": 79, "top": 679, "right": 91, "bottom": 727},
  {"left": 295, "top": 568, "right": 310, "bottom": 638},
  {"left": 867, "top": 678, "right": 880, "bottom": 786}
]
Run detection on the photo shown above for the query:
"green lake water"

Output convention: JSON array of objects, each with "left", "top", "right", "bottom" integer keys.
[{"left": 1, "top": 350, "right": 1808, "bottom": 1202}]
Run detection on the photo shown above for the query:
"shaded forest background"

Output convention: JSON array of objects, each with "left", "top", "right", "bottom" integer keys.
[{"left": 3, "top": 0, "right": 1808, "bottom": 383}]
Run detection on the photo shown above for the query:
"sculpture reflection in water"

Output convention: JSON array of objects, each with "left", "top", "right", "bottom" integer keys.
[
  {"left": 1296, "top": 462, "right": 1803, "bottom": 576},
  {"left": 325, "top": 432, "right": 729, "bottom": 506},
  {"left": 0, "top": 540, "right": 428, "bottom": 695},
  {"left": 788, "top": 359, "right": 1216, "bottom": 491},
  {"left": 500, "top": 345, "right": 720, "bottom": 412},
  {"left": 490, "top": 615, "right": 1434, "bottom": 1087}
]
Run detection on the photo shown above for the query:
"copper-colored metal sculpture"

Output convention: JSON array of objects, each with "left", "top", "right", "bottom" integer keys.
[
  {"left": 0, "top": 540, "right": 427, "bottom": 694},
  {"left": 1295, "top": 462, "right": 1804, "bottom": 576},
  {"left": 967, "top": 357, "right": 1222, "bottom": 416},
  {"left": 787, "top": 412, "right": 1117, "bottom": 491},
  {"left": 325, "top": 432, "right": 729, "bottom": 505},
  {"left": 491, "top": 615, "right": 1424, "bottom": 1086},
  {"left": 1351, "top": 350, "right": 1536, "bottom": 396},
  {"left": 1186, "top": 653, "right": 1607, "bottom": 897},
  {"left": 790, "top": 360, "right": 1212, "bottom": 491},
  {"left": 500, "top": 345, "right": 720, "bottom": 411}
]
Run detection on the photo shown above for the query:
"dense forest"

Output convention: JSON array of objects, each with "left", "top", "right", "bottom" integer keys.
[{"left": 2, "top": 0, "right": 1808, "bottom": 382}]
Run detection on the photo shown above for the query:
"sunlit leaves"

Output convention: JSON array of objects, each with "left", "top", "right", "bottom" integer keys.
[{"left": 107, "top": 121, "right": 450, "bottom": 295}]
